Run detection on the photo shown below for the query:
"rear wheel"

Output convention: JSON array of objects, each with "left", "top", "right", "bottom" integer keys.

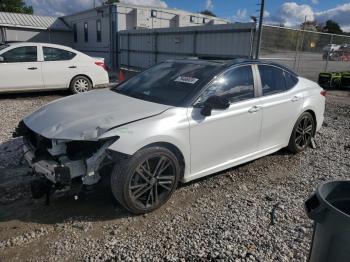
[
  {"left": 287, "top": 112, "right": 315, "bottom": 153},
  {"left": 70, "top": 76, "right": 92, "bottom": 94},
  {"left": 111, "top": 147, "right": 180, "bottom": 214}
]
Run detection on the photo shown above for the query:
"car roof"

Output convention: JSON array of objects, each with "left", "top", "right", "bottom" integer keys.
[
  {"left": 169, "top": 57, "right": 299, "bottom": 76},
  {"left": 3, "top": 42, "right": 75, "bottom": 51}
]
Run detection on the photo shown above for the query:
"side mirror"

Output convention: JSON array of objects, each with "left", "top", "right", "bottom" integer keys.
[
  {"left": 200, "top": 95, "right": 230, "bottom": 116},
  {"left": 0, "top": 56, "right": 4, "bottom": 62}
]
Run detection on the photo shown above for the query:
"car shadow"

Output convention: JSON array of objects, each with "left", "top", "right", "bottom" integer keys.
[
  {"left": 0, "top": 90, "right": 69, "bottom": 100},
  {"left": 0, "top": 138, "right": 131, "bottom": 224},
  {"left": 0, "top": 136, "right": 295, "bottom": 225},
  {"left": 0, "top": 177, "right": 131, "bottom": 224},
  {"left": 179, "top": 147, "right": 295, "bottom": 189}
]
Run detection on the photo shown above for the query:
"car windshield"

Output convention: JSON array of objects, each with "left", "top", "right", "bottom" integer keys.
[{"left": 112, "top": 61, "right": 218, "bottom": 106}]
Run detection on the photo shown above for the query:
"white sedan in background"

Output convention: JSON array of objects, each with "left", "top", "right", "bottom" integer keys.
[{"left": 0, "top": 42, "right": 109, "bottom": 94}]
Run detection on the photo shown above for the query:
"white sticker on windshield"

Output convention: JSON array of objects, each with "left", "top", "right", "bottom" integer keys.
[{"left": 174, "top": 76, "right": 199, "bottom": 84}]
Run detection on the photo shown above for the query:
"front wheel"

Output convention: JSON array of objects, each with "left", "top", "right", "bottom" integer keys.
[
  {"left": 287, "top": 112, "right": 315, "bottom": 153},
  {"left": 111, "top": 147, "right": 180, "bottom": 214}
]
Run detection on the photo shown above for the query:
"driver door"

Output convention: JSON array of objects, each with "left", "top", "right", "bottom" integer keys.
[
  {"left": 0, "top": 45, "right": 43, "bottom": 91},
  {"left": 187, "top": 65, "right": 262, "bottom": 178}
]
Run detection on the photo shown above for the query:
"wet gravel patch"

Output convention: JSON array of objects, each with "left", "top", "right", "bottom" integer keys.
[{"left": 0, "top": 90, "right": 349, "bottom": 261}]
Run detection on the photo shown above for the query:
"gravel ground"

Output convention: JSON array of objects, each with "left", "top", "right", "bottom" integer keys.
[{"left": 0, "top": 90, "right": 349, "bottom": 261}]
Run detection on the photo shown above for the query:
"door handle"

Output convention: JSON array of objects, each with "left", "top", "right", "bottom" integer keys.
[
  {"left": 27, "top": 67, "right": 37, "bottom": 70},
  {"left": 248, "top": 106, "right": 262, "bottom": 113},
  {"left": 291, "top": 95, "right": 301, "bottom": 102},
  {"left": 68, "top": 66, "right": 77, "bottom": 69}
]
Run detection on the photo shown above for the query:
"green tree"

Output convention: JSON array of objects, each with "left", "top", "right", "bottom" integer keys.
[
  {"left": 200, "top": 9, "right": 216, "bottom": 17},
  {"left": 0, "top": 0, "right": 33, "bottom": 14},
  {"left": 322, "top": 20, "right": 343, "bottom": 35}
]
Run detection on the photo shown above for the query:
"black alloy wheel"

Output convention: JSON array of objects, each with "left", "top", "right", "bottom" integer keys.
[
  {"left": 111, "top": 147, "right": 180, "bottom": 214},
  {"left": 288, "top": 112, "right": 315, "bottom": 153},
  {"left": 129, "top": 155, "right": 177, "bottom": 209}
]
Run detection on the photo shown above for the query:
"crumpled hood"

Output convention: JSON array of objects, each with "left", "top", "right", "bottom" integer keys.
[{"left": 24, "top": 89, "right": 171, "bottom": 140}]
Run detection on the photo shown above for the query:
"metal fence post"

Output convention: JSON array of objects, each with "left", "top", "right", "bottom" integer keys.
[
  {"left": 255, "top": 0, "right": 265, "bottom": 59},
  {"left": 193, "top": 30, "right": 198, "bottom": 57},
  {"left": 324, "top": 34, "right": 334, "bottom": 72},
  {"left": 249, "top": 26, "right": 256, "bottom": 58},
  {"left": 296, "top": 28, "right": 306, "bottom": 73},
  {"left": 127, "top": 32, "right": 130, "bottom": 67},
  {"left": 293, "top": 30, "right": 301, "bottom": 70},
  {"left": 154, "top": 32, "right": 158, "bottom": 65}
]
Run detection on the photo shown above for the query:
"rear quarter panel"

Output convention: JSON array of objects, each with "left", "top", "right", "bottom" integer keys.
[
  {"left": 73, "top": 54, "right": 109, "bottom": 86},
  {"left": 299, "top": 77, "right": 325, "bottom": 131}
]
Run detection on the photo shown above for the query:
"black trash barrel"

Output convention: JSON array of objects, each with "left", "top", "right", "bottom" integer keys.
[{"left": 305, "top": 180, "right": 350, "bottom": 262}]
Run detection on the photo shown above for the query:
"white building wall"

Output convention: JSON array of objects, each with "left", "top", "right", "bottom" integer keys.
[
  {"left": 63, "top": 6, "right": 112, "bottom": 66},
  {"left": 62, "top": 3, "right": 230, "bottom": 69}
]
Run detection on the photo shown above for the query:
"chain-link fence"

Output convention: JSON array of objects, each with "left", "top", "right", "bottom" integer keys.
[{"left": 260, "top": 25, "right": 350, "bottom": 81}]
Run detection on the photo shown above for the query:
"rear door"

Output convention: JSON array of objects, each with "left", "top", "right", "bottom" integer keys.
[
  {"left": 0, "top": 45, "right": 43, "bottom": 91},
  {"left": 188, "top": 65, "right": 262, "bottom": 177},
  {"left": 257, "top": 65, "right": 303, "bottom": 150},
  {"left": 41, "top": 46, "right": 77, "bottom": 89}
]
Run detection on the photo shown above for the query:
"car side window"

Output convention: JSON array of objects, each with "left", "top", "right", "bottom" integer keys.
[
  {"left": 43, "top": 47, "right": 76, "bottom": 61},
  {"left": 196, "top": 65, "right": 255, "bottom": 104},
  {"left": 259, "top": 65, "right": 286, "bottom": 96},
  {"left": 1, "top": 46, "right": 37, "bottom": 63},
  {"left": 284, "top": 71, "right": 298, "bottom": 90}
]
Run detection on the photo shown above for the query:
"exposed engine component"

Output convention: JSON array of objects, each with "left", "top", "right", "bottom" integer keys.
[{"left": 19, "top": 121, "right": 118, "bottom": 200}]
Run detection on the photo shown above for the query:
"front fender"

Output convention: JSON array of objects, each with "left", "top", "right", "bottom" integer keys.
[{"left": 100, "top": 107, "right": 191, "bottom": 177}]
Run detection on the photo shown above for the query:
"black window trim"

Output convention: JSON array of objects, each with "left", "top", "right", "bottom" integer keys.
[
  {"left": 73, "top": 23, "right": 77, "bottom": 43},
  {"left": 84, "top": 22, "right": 88, "bottom": 42},
  {"left": 256, "top": 63, "right": 299, "bottom": 98},
  {"left": 192, "top": 64, "right": 259, "bottom": 106},
  {"left": 96, "top": 20, "right": 101, "bottom": 42}
]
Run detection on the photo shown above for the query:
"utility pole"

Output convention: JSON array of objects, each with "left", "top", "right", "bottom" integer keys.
[{"left": 255, "top": 0, "right": 265, "bottom": 59}]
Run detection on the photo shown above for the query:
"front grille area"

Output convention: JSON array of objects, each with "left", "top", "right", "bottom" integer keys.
[
  {"left": 18, "top": 122, "right": 55, "bottom": 161},
  {"left": 24, "top": 126, "right": 52, "bottom": 152},
  {"left": 66, "top": 140, "right": 102, "bottom": 160},
  {"left": 17, "top": 121, "right": 110, "bottom": 162}
]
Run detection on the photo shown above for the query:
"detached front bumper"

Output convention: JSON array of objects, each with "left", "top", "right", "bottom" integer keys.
[{"left": 23, "top": 142, "right": 86, "bottom": 184}]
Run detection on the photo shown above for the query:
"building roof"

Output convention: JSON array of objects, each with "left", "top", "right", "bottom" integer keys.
[
  {"left": 63, "top": 3, "right": 229, "bottom": 23},
  {"left": 0, "top": 12, "right": 71, "bottom": 31}
]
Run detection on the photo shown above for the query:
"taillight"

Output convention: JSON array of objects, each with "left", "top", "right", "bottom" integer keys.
[
  {"left": 320, "top": 90, "right": 327, "bottom": 97},
  {"left": 95, "top": 61, "right": 108, "bottom": 71}
]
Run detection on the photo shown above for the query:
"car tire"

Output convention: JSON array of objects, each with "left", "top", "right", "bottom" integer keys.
[
  {"left": 70, "top": 76, "right": 92, "bottom": 94},
  {"left": 111, "top": 147, "right": 180, "bottom": 214},
  {"left": 287, "top": 112, "right": 315, "bottom": 153}
]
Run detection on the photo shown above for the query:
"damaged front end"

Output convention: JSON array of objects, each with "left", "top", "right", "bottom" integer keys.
[{"left": 14, "top": 121, "right": 118, "bottom": 200}]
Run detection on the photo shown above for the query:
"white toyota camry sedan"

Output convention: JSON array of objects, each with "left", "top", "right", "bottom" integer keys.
[
  {"left": 0, "top": 42, "right": 109, "bottom": 94},
  {"left": 15, "top": 58, "right": 326, "bottom": 214}
]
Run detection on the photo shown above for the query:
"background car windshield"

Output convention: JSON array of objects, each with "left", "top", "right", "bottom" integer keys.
[{"left": 113, "top": 62, "right": 216, "bottom": 106}]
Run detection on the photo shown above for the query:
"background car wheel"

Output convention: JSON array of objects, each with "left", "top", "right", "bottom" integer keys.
[
  {"left": 70, "top": 76, "right": 92, "bottom": 94},
  {"left": 111, "top": 147, "right": 180, "bottom": 214},
  {"left": 287, "top": 112, "right": 315, "bottom": 153}
]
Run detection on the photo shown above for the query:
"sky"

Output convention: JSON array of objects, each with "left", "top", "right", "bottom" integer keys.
[{"left": 25, "top": 0, "right": 350, "bottom": 31}]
